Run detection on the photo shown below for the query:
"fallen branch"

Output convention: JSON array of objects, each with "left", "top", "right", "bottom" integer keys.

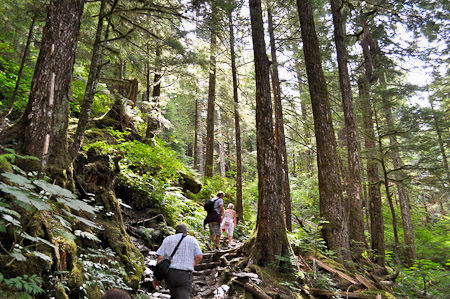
[
  {"left": 129, "top": 214, "right": 166, "bottom": 226},
  {"left": 310, "top": 257, "right": 360, "bottom": 285},
  {"left": 233, "top": 279, "right": 272, "bottom": 299},
  {"left": 355, "top": 274, "right": 376, "bottom": 289},
  {"left": 310, "top": 288, "right": 379, "bottom": 298}
]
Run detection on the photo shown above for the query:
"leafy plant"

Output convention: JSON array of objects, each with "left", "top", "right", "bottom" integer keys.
[
  {"left": 79, "top": 247, "right": 131, "bottom": 297},
  {"left": 0, "top": 272, "right": 44, "bottom": 298},
  {"left": 0, "top": 149, "right": 101, "bottom": 269}
]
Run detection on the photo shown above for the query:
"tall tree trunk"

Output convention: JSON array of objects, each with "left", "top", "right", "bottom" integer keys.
[
  {"left": 194, "top": 83, "right": 200, "bottom": 171},
  {"left": 268, "top": 7, "right": 292, "bottom": 231},
  {"left": 229, "top": 10, "right": 244, "bottom": 222},
  {"left": 430, "top": 99, "right": 450, "bottom": 186},
  {"left": 197, "top": 96, "right": 204, "bottom": 177},
  {"left": 292, "top": 42, "right": 313, "bottom": 175},
  {"left": 380, "top": 71, "right": 416, "bottom": 265},
  {"left": 374, "top": 109, "right": 401, "bottom": 268},
  {"left": 217, "top": 107, "right": 226, "bottom": 177},
  {"left": 296, "top": 0, "right": 350, "bottom": 263},
  {"left": 358, "top": 77, "right": 385, "bottom": 268},
  {"left": 204, "top": 10, "right": 217, "bottom": 178},
  {"left": 0, "top": 0, "right": 85, "bottom": 187},
  {"left": 248, "top": 0, "right": 290, "bottom": 266},
  {"left": 4, "top": 14, "right": 37, "bottom": 118},
  {"left": 146, "top": 45, "right": 162, "bottom": 140},
  {"left": 70, "top": 0, "right": 107, "bottom": 159},
  {"left": 329, "top": 0, "right": 367, "bottom": 257},
  {"left": 358, "top": 14, "right": 386, "bottom": 269}
]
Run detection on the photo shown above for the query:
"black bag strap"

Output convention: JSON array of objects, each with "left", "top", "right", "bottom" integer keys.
[{"left": 169, "top": 234, "right": 186, "bottom": 260}]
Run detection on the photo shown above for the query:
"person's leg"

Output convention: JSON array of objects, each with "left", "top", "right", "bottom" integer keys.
[
  {"left": 166, "top": 270, "right": 193, "bottom": 299},
  {"left": 215, "top": 234, "right": 221, "bottom": 249}
]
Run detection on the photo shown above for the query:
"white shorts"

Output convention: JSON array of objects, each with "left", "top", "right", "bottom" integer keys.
[{"left": 221, "top": 222, "right": 235, "bottom": 236}]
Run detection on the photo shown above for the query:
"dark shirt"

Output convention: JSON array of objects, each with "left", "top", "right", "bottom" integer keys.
[{"left": 203, "top": 212, "right": 221, "bottom": 228}]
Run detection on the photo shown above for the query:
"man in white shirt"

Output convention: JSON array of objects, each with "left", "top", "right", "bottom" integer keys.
[{"left": 153, "top": 223, "right": 203, "bottom": 298}]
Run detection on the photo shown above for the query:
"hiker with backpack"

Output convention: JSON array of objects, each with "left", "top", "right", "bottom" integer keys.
[
  {"left": 152, "top": 223, "right": 203, "bottom": 298},
  {"left": 203, "top": 191, "right": 225, "bottom": 251}
]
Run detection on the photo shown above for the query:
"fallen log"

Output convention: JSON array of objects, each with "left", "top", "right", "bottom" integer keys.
[
  {"left": 355, "top": 274, "right": 376, "bottom": 289},
  {"left": 310, "top": 288, "right": 380, "bottom": 298},
  {"left": 310, "top": 257, "right": 360, "bottom": 285},
  {"left": 233, "top": 279, "right": 272, "bottom": 299}
]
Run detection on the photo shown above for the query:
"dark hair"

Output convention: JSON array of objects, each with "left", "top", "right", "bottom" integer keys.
[
  {"left": 101, "top": 289, "right": 131, "bottom": 299},
  {"left": 217, "top": 191, "right": 225, "bottom": 197},
  {"left": 175, "top": 223, "right": 188, "bottom": 234}
]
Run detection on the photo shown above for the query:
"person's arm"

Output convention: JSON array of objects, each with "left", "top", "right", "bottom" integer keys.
[
  {"left": 194, "top": 254, "right": 203, "bottom": 266},
  {"left": 220, "top": 204, "right": 224, "bottom": 215},
  {"left": 152, "top": 254, "right": 164, "bottom": 289},
  {"left": 233, "top": 210, "right": 237, "bottom": 225}
]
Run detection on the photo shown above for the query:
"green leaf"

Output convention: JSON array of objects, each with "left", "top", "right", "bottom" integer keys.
[
  {"left": 0, "top": 205, "right": 21, "bottom": 218},
  {"left": 21, "top": 232, "right": 56, "bottom": 249},
  {"left": 0, "top": 221, "right": 5, "bottom": 232},
  {"left": 53, "top": 215, "right": 73, "bottom": 231},
  {"left": 32, "top": 251, "right": 52, "bottom": 262},
  {"left": 33, "top": 180, "right": 76, "bottom": 199},
  {"left": 10, "top": 248, "right": 26, "bottom": 261},
  {"left": 74, "top": 230, "right": 101, "bottom": 242},
  {"left": 0, "top": 182, "right": 50, "bottom": 211},
  {"left": 0, "top": 272, "right": 3, "bottom": 283},
  {"left": 2, "top": 214, "right": 21, "bottom": 227},
  {"left": 63, "top": 211, "right": 102, "bottom": 229},
  {"left": 56, "top": 197, "right": 96, "bottom": 215},
  {"left": 1, "top": 172, "right": 34, "bottom": 189}
]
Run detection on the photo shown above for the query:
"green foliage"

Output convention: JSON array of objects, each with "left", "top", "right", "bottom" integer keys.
[
  {"left": 85, "top": 131, "right": 185, "bottom": 189},
  {"left": 289, "top": 219, "right": 334, "bottom": 258},
  {"left": 0, "top": 150, "right": 101, "bottom": 271},
  {"left": 414, "top": 216, "right": 450, "bottom": 264},
  {"left": 71, "top": 65, "right": 114, "bottom": 116},
  {"left": 78, "top": 247, "right": 131, "bottom": 298},
  {"left": 0, "top": 272, "right": 44, "bottom": 298},
  {"left": 396, "top": 259, "right": 450, "bottom": 298},
  {"left": 0, "top": 46, "right": 33, "bottom": 112}
]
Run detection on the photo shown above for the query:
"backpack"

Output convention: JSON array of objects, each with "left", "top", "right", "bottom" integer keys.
[{"left": 204, "top": 197, "right": 218, "bottom": 214}]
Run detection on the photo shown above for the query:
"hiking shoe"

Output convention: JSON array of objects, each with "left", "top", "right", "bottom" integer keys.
[
  {"left": 206, "top": 241, "right": 213, "bottom": 251},
  {"left": 215, "top": 247, "right": 222, "bottom": 252},
  {"left": 228, "top": 244, "right": 232, "bottom": 249}
]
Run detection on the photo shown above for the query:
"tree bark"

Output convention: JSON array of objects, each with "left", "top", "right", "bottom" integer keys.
[
  {"left": 248, "top": 0, "right": 290, "bottom": 266},
  {"left": 358, "top": 77, "right": 385, "bottom": 268},
  {"left": 430, "top": 99, "right": 450, "bottom": 186},
  {"left": 358, "top": 15, "right": 385, "bottom": 268},
  {"left": 229, "top": 10, "right": 244, "bottom": 222},
  {"left": 0, "top": 0, "right": 85, "bottom": 187},
  {"left": 217, "top": 107, "right": 226, "bottom": 177},
  {"left": 70, "top": 0, "right": 107, "bottom": 159},
  {"left": 380, "top": 71, "right": 416, "bottom": 265},
  {"left": 296, "top": 0, "right": 351, "bottom": 262},
  {"left": 329, "top": 0, "right": 367, "bottom": 257},
  {"left": 268, "top": 7, "right": 292, "bottom": 232},
  {"left": 146, "top": 45, "right": 162, "bottom": 140},
  {"left": 374, "top": 109, "right": 401, "bottom": 268},
  {"left": 204, "top": 11, "right": 217, "bottom": 178}
]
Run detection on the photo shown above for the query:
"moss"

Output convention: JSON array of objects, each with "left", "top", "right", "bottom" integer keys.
[
  {"left": 69, "top": 264, "right": 84, "bottom": 289},
  {"left": 54, "top": 283, "right": 69, "bottom": 299},
  {"left": 358, "top": 289, "right": 396, "bottom": 299},
  {"left": 0, "top": 159, "right": 12, "bottom": 172},
  {"left": 85, "top": 284, "right": 102, "bottom": 299}
]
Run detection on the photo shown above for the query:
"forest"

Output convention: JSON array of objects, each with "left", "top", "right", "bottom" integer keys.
[{"left": 0, "top": 0, "right": 449, "bottom": 298}]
